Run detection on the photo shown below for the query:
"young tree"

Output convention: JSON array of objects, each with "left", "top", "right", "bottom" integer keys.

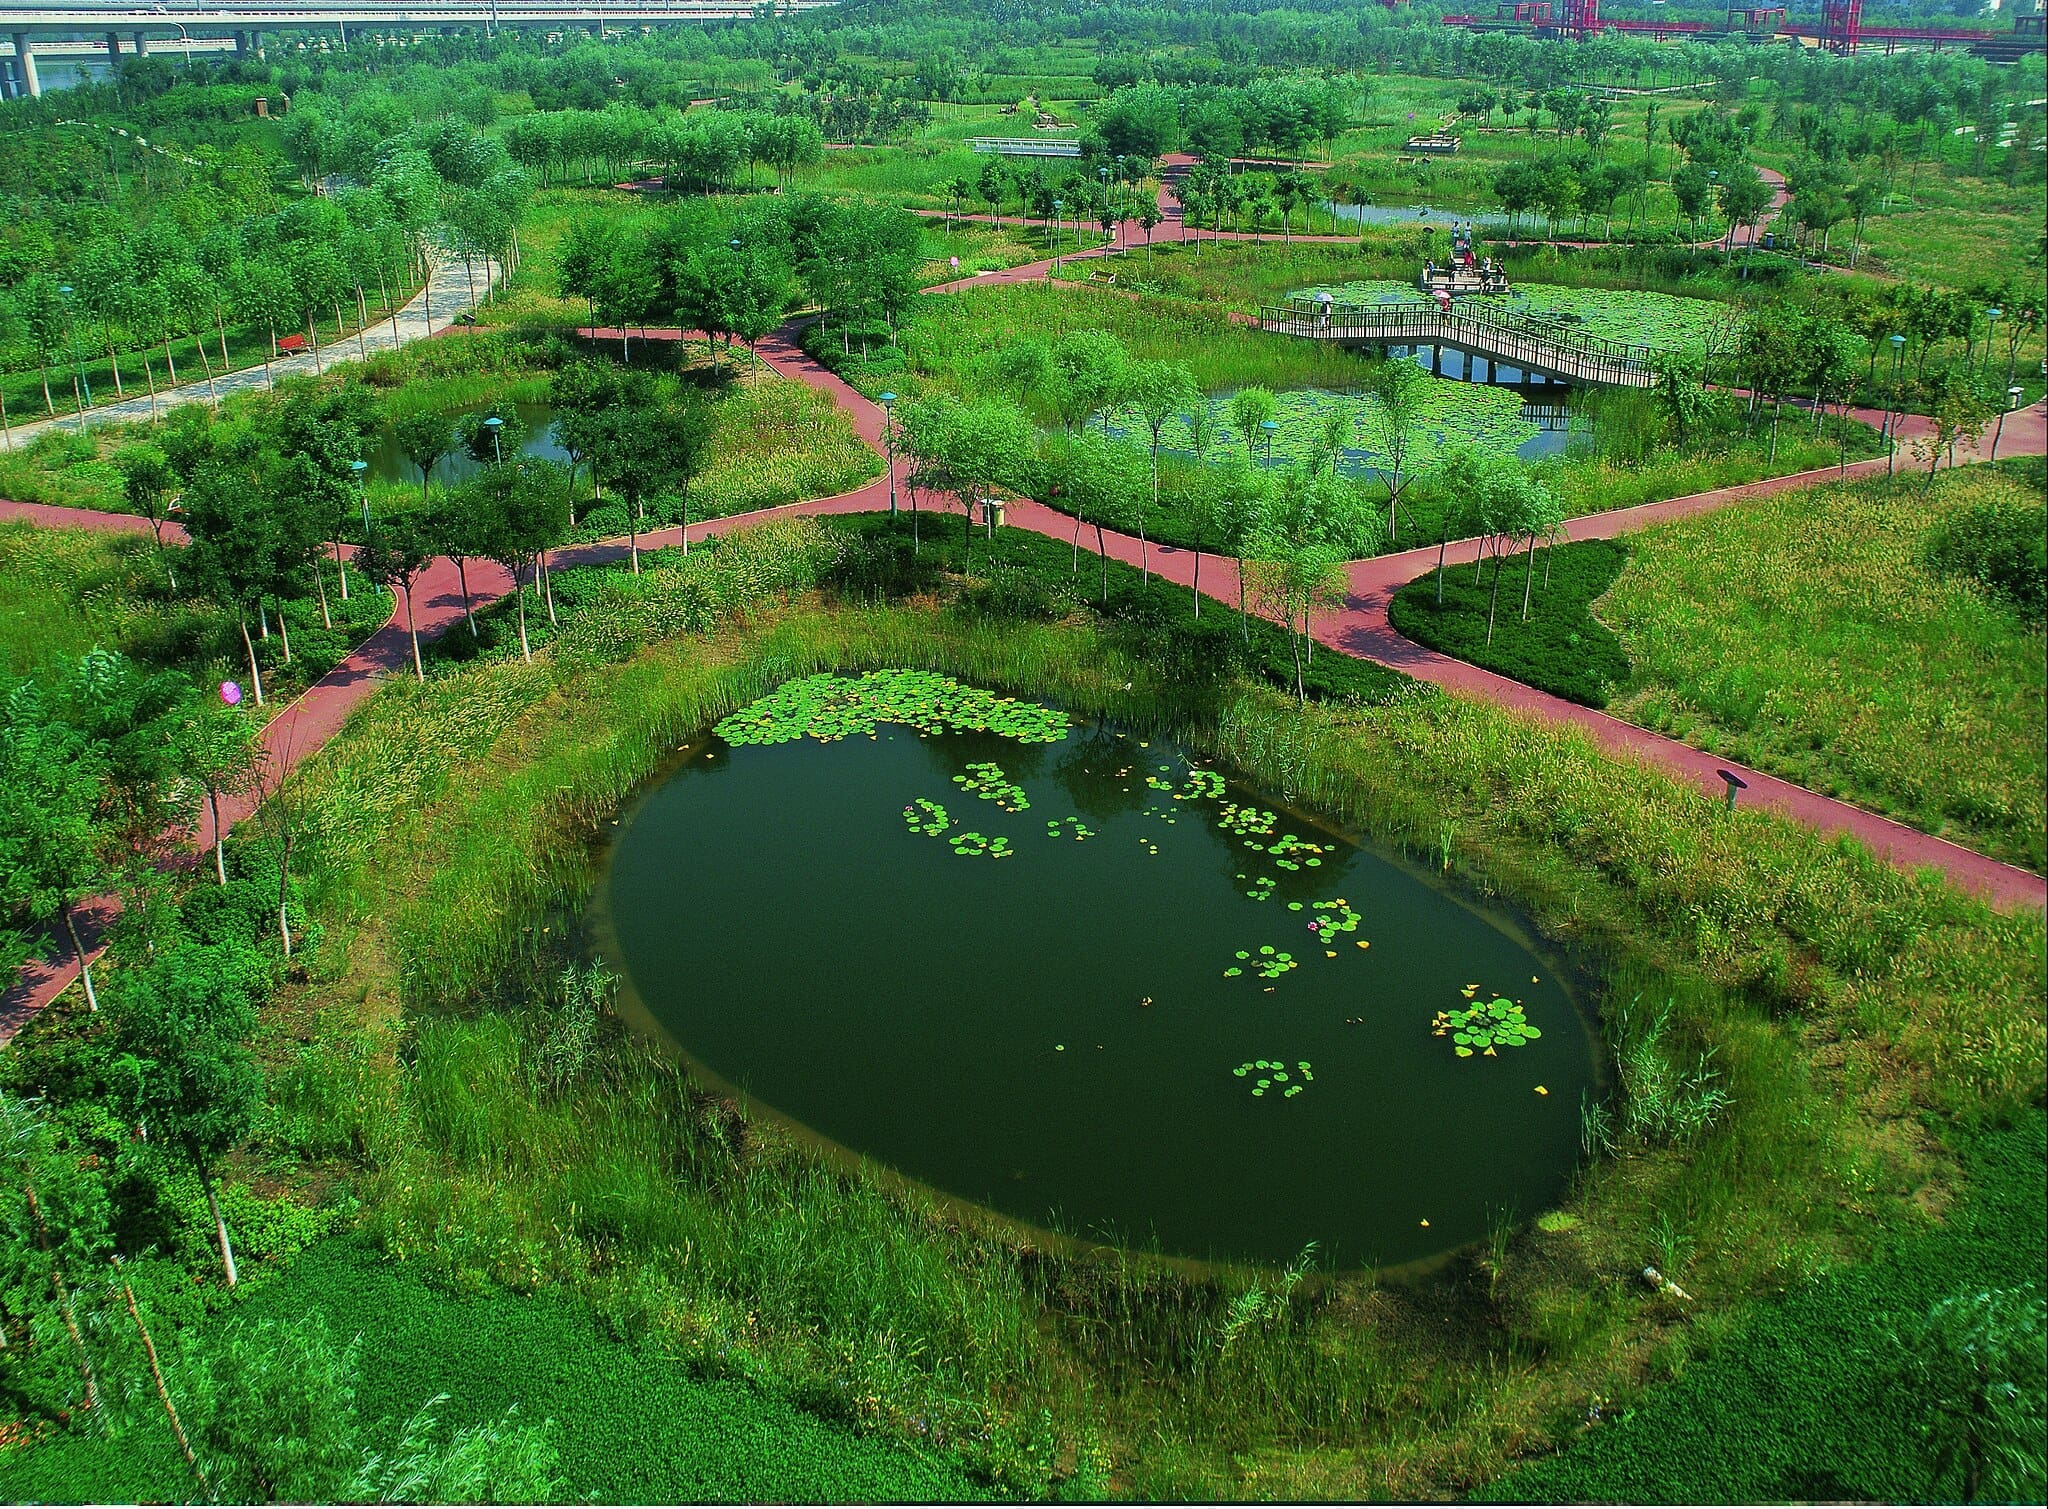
[
  {"left": 106, "top": 939, "right": 265, "bottom": 1286},
  {"left": 178, "top": 466, "right": 283, "bottom": 707},
  {"left": 1052, "top": 328, "right": 1130, "bottom": 433},
  {"left": 1362, "top": 360, "right": 1429, "bottom": 542},
  {"left": 171, "top": 703, "right": 259, "bottom": 887},
  {"left": 117, "top": 448, "right": 181, "bottom": 593},
  {"left": 1124, "top": 360, "right": 1199, "bottom": 585},
  {"left": 1228, "top": 386, "right": 1279, "bottom": 466},
  {"left": 1245, "top": 470, "right": 1357, "bottom": 703},
  {"left": 0, "top": 685, "right": 108, "bottom": 1010},
  {"left": 391, "top": 411, "right": 455, "bottom": 508},
  {"left": 354, "top": 514, "right": 433, "bottom": 679}
]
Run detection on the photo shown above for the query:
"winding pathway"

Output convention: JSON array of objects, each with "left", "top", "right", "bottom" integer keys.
[{"left": 4, "top": 242, "right": 2044, "bottom": 1041}]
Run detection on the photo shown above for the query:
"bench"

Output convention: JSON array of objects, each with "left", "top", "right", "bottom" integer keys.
[{"left": 1088, "top": 269, "right": 1117, "bottom": 286}]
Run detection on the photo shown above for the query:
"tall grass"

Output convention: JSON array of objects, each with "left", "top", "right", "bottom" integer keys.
[
  {"left": 270, "top": 512, "right": 2044, "bottom": 1494},
  {"left": 1604, "top": 467, "right": 2048, "bottom": 871}
]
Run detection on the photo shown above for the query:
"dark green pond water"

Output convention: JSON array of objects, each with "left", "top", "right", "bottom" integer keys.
[{"left": 599, "top": 708, "right": 1598, "bottom": 1271}]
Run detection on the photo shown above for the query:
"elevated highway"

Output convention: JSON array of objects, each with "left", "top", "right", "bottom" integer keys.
[{"left": 0, "top": 2, "right": 833, "bottom": 96}]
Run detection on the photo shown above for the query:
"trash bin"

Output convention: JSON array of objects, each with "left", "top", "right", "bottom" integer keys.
[
  {"left": 1763, "top": 232, "right": 1775, "bottom": 251},
  {"left": 986, "top": 499, "right": 1007, "bottom": 528}
]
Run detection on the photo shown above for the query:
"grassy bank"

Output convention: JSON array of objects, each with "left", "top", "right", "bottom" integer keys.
[
  {"left": 1388, "top": 467, "right": 2047, "bottom": 873},
  {"left": 5, "top": 509, "right": 2040, "bottom": 1498},
  {"left": 266, "top": 516, "right": 2037, "bottom": 1495}
]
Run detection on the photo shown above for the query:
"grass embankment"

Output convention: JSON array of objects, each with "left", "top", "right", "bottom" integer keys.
[
  {"left": 204, "top": 514, "right": 2038, "bottom": 1496},
  {"left": 1395, "top": 467, "right": 2048, "bottom": 873}
]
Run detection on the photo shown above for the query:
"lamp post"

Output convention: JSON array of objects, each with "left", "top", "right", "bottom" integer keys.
[
  {"left": 483, "top": 414, "right": 504, "bottom": 465},
  {"left": 1886, "top": 332, "right": 1907, "bottom": 477},
  {"left": 1990, "top": 384, "right": 2023, "bottom": 461},
  {"left": 878, "top": 391, "right": 899, "bottom": 519},
  {"left": 351, "top": 458, "right": 370, "bottom": 539},
  {"left": 1260, "top": 418, "right": 1278, "bottom": 465},
  {"left": 1983, "top": 307, "right": 2000, "bottom": 380},
  {"left": 1052, "top": 198, "right": 1064, "bottom": 273}
]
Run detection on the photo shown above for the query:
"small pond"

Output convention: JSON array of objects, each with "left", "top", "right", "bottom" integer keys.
[
  {"left": 363, "top": 400, "right": 568, "bottom": 488},
  {"left": 596, "top": 672, "right": 1599, "bottom": 1271}
]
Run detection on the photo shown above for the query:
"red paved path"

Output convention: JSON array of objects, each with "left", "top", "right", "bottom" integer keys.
[{"left": 5, "top": 266, "right": 2044, "bottom": 1036}]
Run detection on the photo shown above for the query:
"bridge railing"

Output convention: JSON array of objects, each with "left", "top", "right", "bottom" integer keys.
[{"left": 1260, "top": 297, "right": 1657, "bottom": 386}]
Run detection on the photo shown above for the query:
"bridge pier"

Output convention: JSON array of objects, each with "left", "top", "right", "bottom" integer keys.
[
  {"left": 133, "top": 32, "right": 149, "bottom": 58},
  {"left": 10, "top": 36, "right": 39, "bottom": 99},
  {"left": 0, "top": 60, "right": 14, "bottom": 102}
]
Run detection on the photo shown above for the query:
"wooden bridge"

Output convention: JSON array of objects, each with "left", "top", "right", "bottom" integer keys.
[{"left": 1260, "top": 298, "right": 1657, "bottom": 388}]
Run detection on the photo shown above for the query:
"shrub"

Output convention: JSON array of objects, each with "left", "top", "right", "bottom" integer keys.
[{"left": 1924, "top": 497, "right": 2047, "bottom": 624}]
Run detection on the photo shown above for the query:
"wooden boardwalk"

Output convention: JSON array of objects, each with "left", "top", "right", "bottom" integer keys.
[{"left": 1260, "top": 299, "right": 1659, "bottom": 388}]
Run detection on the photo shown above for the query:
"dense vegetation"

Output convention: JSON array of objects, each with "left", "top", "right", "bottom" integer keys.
[{"left": 1, "top": 1, "right": 2042, "bottom": 1502}]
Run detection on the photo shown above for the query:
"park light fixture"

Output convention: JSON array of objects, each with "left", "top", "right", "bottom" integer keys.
[
  {"left": 1716, "top": 768, "right": 1748, "bottom": 814},
  {"left": 1052, "top": 198, "right": 1065, "bottom": 272},
  {"left": 1885, "top": 332, "right": 1908, "bottom": 466},
  {"left": 878, "top": 391, "right": 899, "bottom": 518},
  {"left": 483, "top": 414, "right": 505, "bottom": 465},
  {"left": 1260, "top": 418, "right": 1279, "bottom": 464},
  {"left": 351, "top": 459, "right": 370, "bottom": 535}
]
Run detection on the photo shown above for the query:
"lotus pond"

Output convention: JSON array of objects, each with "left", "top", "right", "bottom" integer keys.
[
  {"left": 596, "top": 672, "right": 1598, "bottom": 1270},
  {"left": 1111, "top": 380, "right": 1568, "bottom": 478},
  {"left": 363, "top": 400, "right": 568, "bottom": 487}
]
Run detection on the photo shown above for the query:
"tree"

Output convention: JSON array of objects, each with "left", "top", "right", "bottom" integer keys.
[
  {"left": 1361, "top": 360, "right": 1429, "bottom": 543},
  {"left": 1244, "top": 467, "right": 1361, "bottom": 703},
  {"left": 1180, "top": 403, "right": 1223, "bottom": 615},
  {"left": 1124, "top": 360, "right": 1199, "bottom": 585},
  {"left": 1912, "top": 373, "right": 1994, "bottom": 491},
  {"left": 178, "top": 466, "right": 284, "bottom": 707},
  {"left": 354, "top": 515, "right": 433, "bottom": 679},
  {"left": 171, "top": 703, "right": 259, "bottom": 887},
  {"left": 1429, "top": 447, "right": 1491, "bottom": 606},
  {"left": 1716, "top": 165, "right": 1774, "bottom": 265},
  {"left": 1228, "top": 386, "right": 1279, "bottom": 466},
  {"left": 1052, "top": 328, "right": 1130, "bottom": 433},
  {"left": 0, "top": 684, "right": 109, "bottom": 1011},
  {"left": 117, "top": 448, "right": 181, "bottom": 593},
  {"left": 106, "top": 939, "right": 266, "bottom": 1286},
  {"left": 391, "top": 411, "right": 455, "bottom": 509}
]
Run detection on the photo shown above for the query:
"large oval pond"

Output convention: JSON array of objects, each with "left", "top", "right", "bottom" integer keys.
[{"left": 597, "top": 673, "right": 1599, "bottom": 1270}]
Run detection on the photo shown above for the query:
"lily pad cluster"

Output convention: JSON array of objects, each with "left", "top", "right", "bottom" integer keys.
[
  {"left": 1177, "top": 769, "right": 1224, "bottom": 802},
  {"left": 1044, "top": 816, "right": 1095, "bottom": 841},
  {"left": 1225, "top": 945, "right": 1298, "bottom": 980},
  {"left": 1433, "top": 997, "right": 1542, "bottom": 1057},
  {"left": 1233, "top": 1059, "right": 1315, "bottom": 1098},
  {"left": 1259, "top": 834, "right": 1328, "bottom": 871},
  {"left": 1217, "top": 802, "right": 1278, "bottom": 839},
  {"left": 1301, "top": 898, "right": 1360, "bottom": 939},
  {"left": 1238, "top": 873, "right": 1277, "bottom": 901},
  {"left": 954, "top": 762, "right": 1030, "bottom": 812},
  {"left": 903, "top": 799, "right": 950, "bottom": 836},
  {"left": 715, "top": 670, "right": 1069, "bottom": 747},
  {"left": 950, "top": 832, "right": 1015, "bottom": 859}
]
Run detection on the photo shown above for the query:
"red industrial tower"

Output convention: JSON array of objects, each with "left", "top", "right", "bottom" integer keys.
[
  {"left": 1821, "top": 0, "right": 1863, "bottom": 53},
  {"left": 1558, "top": 0, "right": 1602, "bottom": 37}
]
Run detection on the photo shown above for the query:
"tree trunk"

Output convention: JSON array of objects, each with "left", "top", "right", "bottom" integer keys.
[
  {"left": 239, "top": 614, "right": 266, "bottom": 705},
  {"left": 456, "top": 557, "right": 476, "bottom": 635},
  {"left": 161, "top": 335, "right": 178, "bottom": 387},
  {"left": 1521, "top": 534, "right": 1538, "bottom": 619},
  {"left": 1485, "top": 543, "right": 1506, "bottom": 645},
  {"left": 403, "top": 581, "right": 423, "bottom": 679},
  {"left": 312, "top": 562, "right": 332, "bottom": 629},
  {"left": 275, "top": 601, "right": 293, "bottom": 665},
  {"left": 1435, "top": 536, "right": 1450, "bottom": 605},
  {"left": 209, "top": 787, "right": 227, "bottom": 885},
  {"left": 113, "top": 1259, "right": 206, "bottom": 1495},
  {"left": 200, "top": 1169, "right": 238, "bottom": 1288},
  {"left": 60, "top": 904, "right": 99, "bottom": 1012},
  {"left": 103, "top": 337, "right": 125, "bottom": 399},
  {"left": 516, "top": 575, "right": 532, "bottom": 663}
]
